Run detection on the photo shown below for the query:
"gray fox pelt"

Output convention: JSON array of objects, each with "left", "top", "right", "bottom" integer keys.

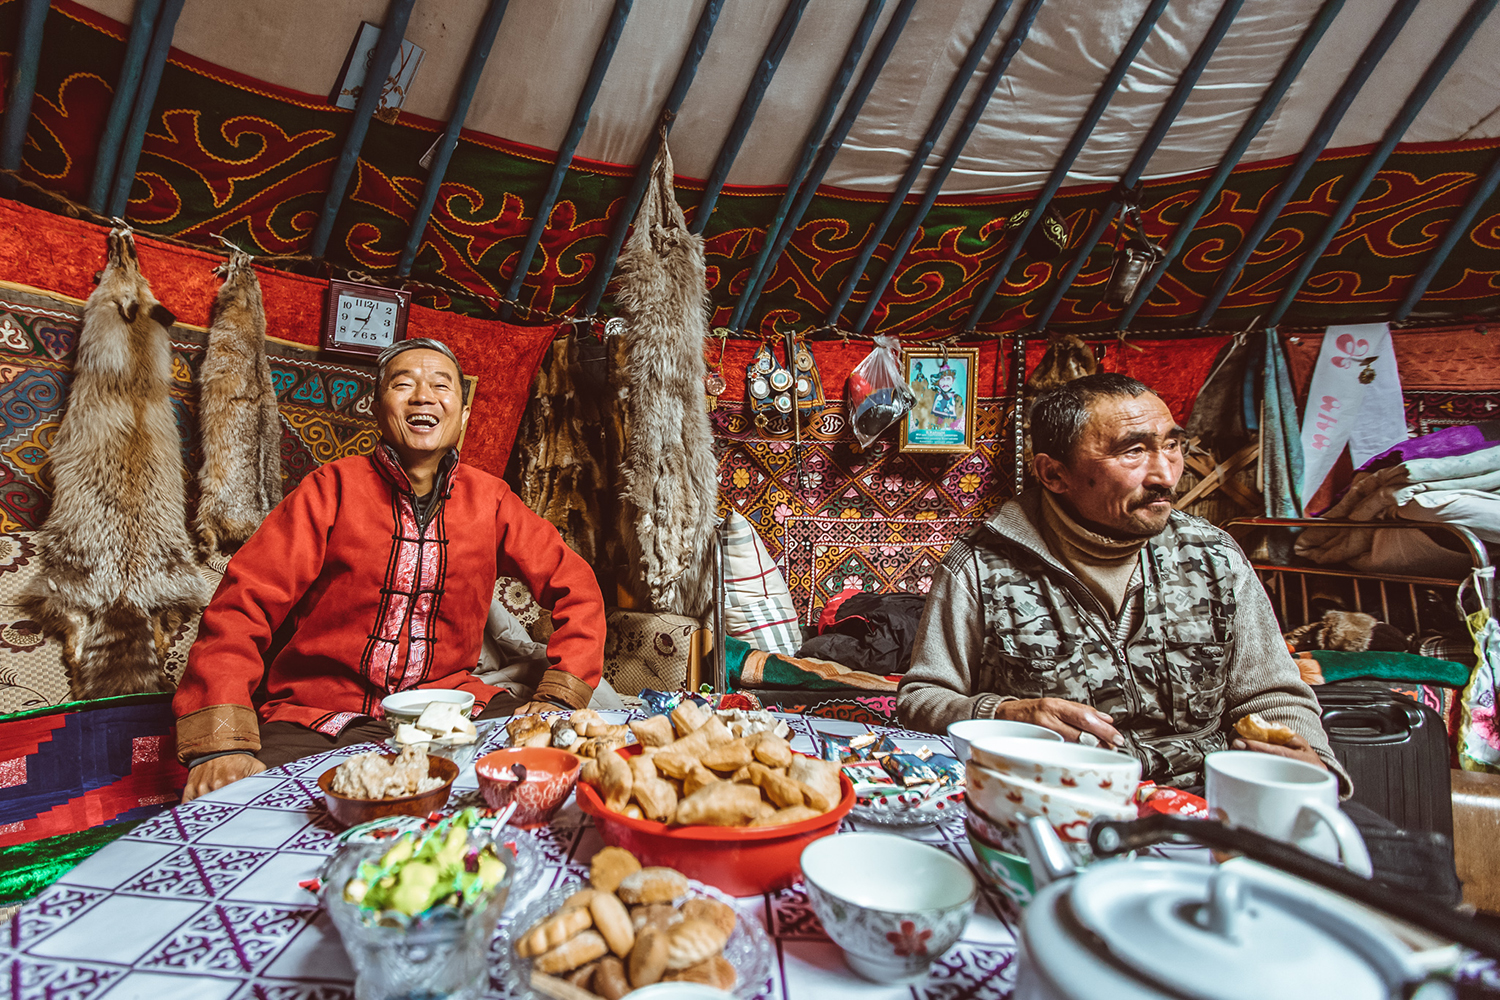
[
  {"left": 24, "top": 227, "right": 210, "bottom": 699},
  {"left": 195, "top": 249, "right": 283, "bottom": 557}
]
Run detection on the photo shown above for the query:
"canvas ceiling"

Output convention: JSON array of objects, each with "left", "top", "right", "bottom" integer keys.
[{"left": 73, "top": 0, "right": 1500, "bottom": 195}]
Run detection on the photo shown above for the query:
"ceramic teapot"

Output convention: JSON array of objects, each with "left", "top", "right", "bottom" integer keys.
[{"left": 1012, "top": 817, "right": 1456, "bottom": 1000}]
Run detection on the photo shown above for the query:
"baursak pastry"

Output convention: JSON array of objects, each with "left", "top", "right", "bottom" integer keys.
[
  {"left": 629, "top": 714, "right": 675, "bottom": 747},
  {"left": 674, "top": 781, "right": 763, "bottom": 827},
  {"left": 1234, "top": 712, "right": 1298, "bottom": 746},
  {"left": 788, "top": 754, "right": 841, "bottom": 812}
]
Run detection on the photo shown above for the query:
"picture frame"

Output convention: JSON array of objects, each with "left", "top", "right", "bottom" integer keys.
[{"left": 900, "top": 347, "right": 978, "bottom": 453}]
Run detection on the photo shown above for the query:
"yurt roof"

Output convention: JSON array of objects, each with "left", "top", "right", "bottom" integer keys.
[{"left": 6, "top": 0, "right": 1500, "bottom": 340}]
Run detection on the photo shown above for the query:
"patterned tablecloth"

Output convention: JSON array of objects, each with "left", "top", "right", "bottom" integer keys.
[{"left": 0, "top": 711, "right": 1083, "bottom": 1000}]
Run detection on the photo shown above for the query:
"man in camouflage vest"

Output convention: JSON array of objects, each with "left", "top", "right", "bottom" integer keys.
[{"left": 899, "top": 373, "right": 1344, "bottom": 789}]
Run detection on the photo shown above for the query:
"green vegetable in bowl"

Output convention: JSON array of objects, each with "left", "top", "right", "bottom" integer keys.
[{"left": 343, "top": 808, "right": 509, "bottom": 917}]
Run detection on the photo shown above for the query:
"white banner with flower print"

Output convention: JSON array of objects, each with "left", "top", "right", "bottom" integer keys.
[{"left": 1299, "top": 323, "right": 1408, "bottom": 506}]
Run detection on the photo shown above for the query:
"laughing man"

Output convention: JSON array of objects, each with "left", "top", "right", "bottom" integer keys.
[{"left": 174, "top": 338, "right": 605, "bottom": 801}]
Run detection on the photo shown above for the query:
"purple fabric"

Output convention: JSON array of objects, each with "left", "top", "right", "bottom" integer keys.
[{"left": 1359, "top": 421, "right": 1500, "bottom": 473}]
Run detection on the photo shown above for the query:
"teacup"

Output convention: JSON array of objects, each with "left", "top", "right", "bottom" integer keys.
[
  {"left": 947, "top": 719, "right": 1063, "bottom": 762},
  {"left": 800, "top": 832, "right": 977, "bottom": 984},
  {"left": 966, "top": 761, "right": 1136, "bottom": 852},
  {"left": 1205, "top": 751, "right": 1371, "bottom": 876},
  {"left": 967, "top": 736, "right": 1140, "bottom": 804}
]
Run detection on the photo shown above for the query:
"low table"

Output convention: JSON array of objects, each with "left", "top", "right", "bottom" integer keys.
[{"left": 0, "top": 711, "right": 1167, "bottom": 1000}]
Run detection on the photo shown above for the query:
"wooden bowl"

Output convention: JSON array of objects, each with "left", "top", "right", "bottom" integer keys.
[{"left": 316, "top": 753, "right": 459, "bottom": 828}]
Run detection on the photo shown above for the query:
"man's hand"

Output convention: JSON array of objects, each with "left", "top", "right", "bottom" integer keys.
[
  {"left": 995, "top": 698, "right": 1124, "bottom": 747},
  {"left": 1233, "top": 733, "right": 1327, "bottom": 770},
  {"left": 182, "top": 754, "right": 266, "bottom": 803},
  {"left": 511, "top": 701, "right": 567, "bottom": 718}
]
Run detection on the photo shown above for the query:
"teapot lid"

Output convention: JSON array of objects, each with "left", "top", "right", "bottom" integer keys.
[{"left": 1053, "top": 860, "right": 1414, "bottom": 1000}]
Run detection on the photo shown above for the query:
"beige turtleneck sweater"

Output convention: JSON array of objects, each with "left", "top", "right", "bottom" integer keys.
[{"left": 1037, "top": 490, "right": 1145, "bottom": 618}]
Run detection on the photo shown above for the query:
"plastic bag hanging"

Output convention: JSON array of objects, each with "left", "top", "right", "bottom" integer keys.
[{"left": 845, "top": 335, "right": 915, "bottom": 450}]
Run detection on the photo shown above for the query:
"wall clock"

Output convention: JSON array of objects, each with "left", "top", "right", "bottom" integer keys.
[{"left": 322, "top": 279, "right": 410, "bottom": 357}]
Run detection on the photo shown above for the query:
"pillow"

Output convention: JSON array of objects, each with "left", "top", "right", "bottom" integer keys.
[{"left": 720, "top": 511, "right": 800, "bottom": 655}]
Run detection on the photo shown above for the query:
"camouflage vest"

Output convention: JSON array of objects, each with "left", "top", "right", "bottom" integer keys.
[{"left": 969, "top": 509, "right": 1237, "bottom": 786}]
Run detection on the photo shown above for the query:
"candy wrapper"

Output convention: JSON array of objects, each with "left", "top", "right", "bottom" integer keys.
[
  {"left": 881, "top": 752, "right": 939, "bottom": 788},
  {"left": 1135, "top": 781, "right": 1209, "bottom": 820}
]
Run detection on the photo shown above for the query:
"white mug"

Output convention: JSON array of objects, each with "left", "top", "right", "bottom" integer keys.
[{"left": 1205, "top": 751, "right": 1372, "bottom": 877}]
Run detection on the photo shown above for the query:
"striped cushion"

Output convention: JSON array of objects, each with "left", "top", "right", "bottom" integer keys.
[{"left": 721, "top": 512, "right": 800, "bottom": 655}]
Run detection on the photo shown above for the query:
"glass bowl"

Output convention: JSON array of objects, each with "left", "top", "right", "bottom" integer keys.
[{"left": 497, "top": 879, "right": 774, "bottom": 1000}]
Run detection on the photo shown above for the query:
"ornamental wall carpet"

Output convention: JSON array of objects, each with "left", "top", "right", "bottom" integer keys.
[{"left": 4, "top": 0, "right": 1500, "bottom": 340}]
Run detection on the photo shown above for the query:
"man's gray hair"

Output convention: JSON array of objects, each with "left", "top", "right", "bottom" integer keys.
[{"left": 376, "top": 338, "right": 468, "bottom": 402}]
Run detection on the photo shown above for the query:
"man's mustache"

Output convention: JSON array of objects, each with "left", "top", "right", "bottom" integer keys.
[{"left": 1131, "top": 487, "right": 1175, "bottom": 509}]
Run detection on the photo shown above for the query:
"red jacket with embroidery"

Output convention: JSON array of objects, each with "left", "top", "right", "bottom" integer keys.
[{"left": 173, "top": 447, "right": 604, "bottom": 758}]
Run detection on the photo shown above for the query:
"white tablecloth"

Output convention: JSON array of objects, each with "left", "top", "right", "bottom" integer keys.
[{"left": 0, "top": 710, "right": 1030, "bottom": 1000}]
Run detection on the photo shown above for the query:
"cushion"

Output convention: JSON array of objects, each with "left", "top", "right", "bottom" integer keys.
[
  {"left": 603, "top": 609, "right": 706, "bottom": 695},
  {"left": 720, "top": 512, "right": 800, "bottom": 655},
  {"left": 725, "top": 636, "right": 897, "bottom": 692},
  {"left": 1308, "top": 650, "right": 1473, "bottom": 689}
]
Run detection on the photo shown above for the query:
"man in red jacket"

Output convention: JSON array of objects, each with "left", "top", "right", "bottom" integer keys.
[{"left": 175, "top": 339, "right": 606, "bottom": 801}]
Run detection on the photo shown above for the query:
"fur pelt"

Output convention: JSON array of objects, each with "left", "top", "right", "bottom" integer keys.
[
  {"left": 1025, "top": 333, "right": 1099, "bottom": 396},
  {"left": 195, "top": 250, "right": 283, "bottom": 557},
  {"left": 1284, "top": 609, "right": 1409, "bottom": 653},
  {"left": 612, "top": 138, "right": 717, "bottom": 617},
  {"left": 24, "top": 228, "right": 210, "bottom": 699},
  {"left": 513, "top": 336, "right": 610, "bottom": 567}
]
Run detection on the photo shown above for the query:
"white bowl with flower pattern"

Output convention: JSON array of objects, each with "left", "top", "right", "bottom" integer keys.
[
  {"left": 966, "top": 735, "right": 1139, "bottom": 803},
  {"left": 799, "top": 832, "right": 977, "bottom": 984},
  {"left": 966, "top": 761, "right": 1137, "bottom": 855}
]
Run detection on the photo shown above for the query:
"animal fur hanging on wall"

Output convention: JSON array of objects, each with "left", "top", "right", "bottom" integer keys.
[
  {"left": 195, "top": 249, "right": 283, "bottom": 558},
  {"left": 24, "top": 227, "right": 210, "bottom": 699},
  {"left": 613, "top": 134, "right": 718, "bottom": 617}
]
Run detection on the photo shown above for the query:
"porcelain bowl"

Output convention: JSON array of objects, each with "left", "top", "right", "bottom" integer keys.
[
  {"left": 317, "top": 754, "right": 459, "bottom": 828},
  {"left": 965, "top": 821, "right": 1035, "bottom": 908},
  {"left": 474, "top": 747, "right": 582, "bottom": 829},
  {"left": 800, "top": 832, "right": 977, "bottom": 984},
  {"left": 380, "top": 688, "right": 476, "bottom": 726},
  {"left": 966, "top": 735, "right": 1140, "bottom": 802},
  {"left": 966, "top": 761, "right": 1136, "bottom": 851},
  {"left": 946, "top": 719, "right": 1063, "bottom": 762}
]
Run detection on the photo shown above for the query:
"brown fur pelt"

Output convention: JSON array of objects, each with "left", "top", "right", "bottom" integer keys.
[
  {"left": 195, "top": 250, "right": 283, "bottom": 558},
  {"left": 1025, "top": 333, "right": 1099, "bottom": 396},
  {"left": 612, "top": 137, "right": 717, "bottom": 617},
  {"left": 512, "top": 336, "right": 610, "bottom": 567},
  {"left": 24, "top": 228, "right": 210, "bottom": 699}
]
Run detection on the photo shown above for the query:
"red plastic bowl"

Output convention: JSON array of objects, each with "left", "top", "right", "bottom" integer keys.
[
  {"left": 575, "top": 745, "right": 854, "bottom": 897},
  {"left": 475, "top": 747, "right": 583, "bottom": 829}
]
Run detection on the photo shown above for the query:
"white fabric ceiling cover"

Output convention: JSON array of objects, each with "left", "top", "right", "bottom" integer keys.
[{"left": 79, "top": 0, "right": 1500, "bottom": 196}]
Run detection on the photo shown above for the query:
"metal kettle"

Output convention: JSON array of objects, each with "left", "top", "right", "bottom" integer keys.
[{"left": 1011, "top": 816, "right": 1478, "bottom": 1000}]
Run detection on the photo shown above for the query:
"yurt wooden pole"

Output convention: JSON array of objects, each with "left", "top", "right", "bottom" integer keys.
[
  {"left": 0, "top": 0, "right": 50, "bottom": 198},
  {"left": 1191, "top": 0, "right": 1421, "bottom": 329},
  {"left": 1030, "top": 0, "right": 1243, "bottom": 332},
  {"left": 501, "top": 0, "right": 633, "bottom": 317},
  {"left": 689, "top": 0, "right": 813, "bottom": 236},
  {"left": 728, "top": 0, "right": 915, "bottom": 336},
  {"left": 959, "top": 0, "right": 1171, "bottom": 335},
  {"left": 106, "top": 0, "right": 186, "bottom": 219},
  {"left": 850, "top": 0, "right": 1045, "bottom": 335},
  {"left": 1391, "top": 147, "right": 1500, "bottom": 321},
  {"left": 396, "top": 0, "right": 513, "bottom": 278},
  {"left": 822, "top": 0, "right": 1017, "bottom": 329},
  {"left": 307, "top": 0, "right": 419, "bottom": 259},
  {"left": 88, "top": 0, "right": 164, "bottom": 213},
  {"left": 577, "top": 0, "right": 727, "bottom": 320},
  {"left": 1113, "top": 0, "right": 1345, "bottom": 332},
  {"left": 1262, "top": 0, "right": 1498, "bottom": 329}
]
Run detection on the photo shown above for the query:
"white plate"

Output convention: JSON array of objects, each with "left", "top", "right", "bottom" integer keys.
[{"left": 497, "top": 879, "right": 774, "bottom": 1000}]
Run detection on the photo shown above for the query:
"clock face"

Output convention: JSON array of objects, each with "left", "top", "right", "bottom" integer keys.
[
  {"left": 333, "top": 292, "right": 401, "bottom": 349},
  {"left": 322, "top": 281, "right": 409, "bottom": 357}
]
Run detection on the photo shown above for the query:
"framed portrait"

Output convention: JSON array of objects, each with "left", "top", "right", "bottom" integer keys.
[{"left": 900, "top": 347, "right": 978, "bottom": 453}]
